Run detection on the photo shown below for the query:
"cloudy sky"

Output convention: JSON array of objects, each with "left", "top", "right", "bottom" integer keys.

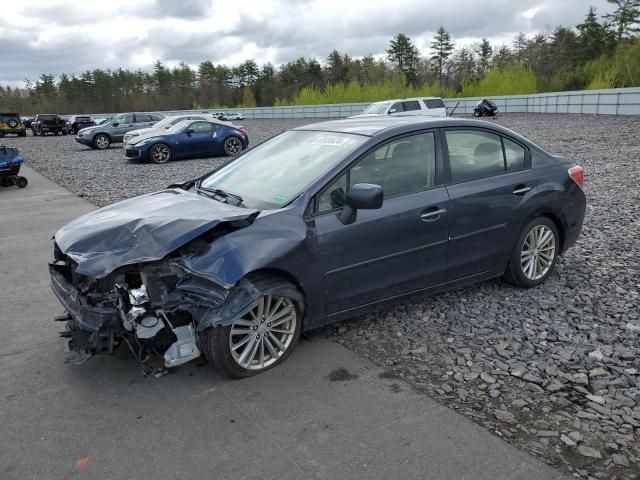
[{"left": 1, "top": 0, "right": 613, "bottom": 86}]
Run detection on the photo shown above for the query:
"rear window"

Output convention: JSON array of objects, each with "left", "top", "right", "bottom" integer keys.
[
  {"left": 423, "top": 99, "right": 445, "bottom": 109},
  {"left": 40, "top": 115, "right": 57, "bottom": 120},
  {"left": 77, "top": 116, "right": 91, "bottom": 121},
  {"left": 1, "top": 113, "right": 20, "bottom": 121}
]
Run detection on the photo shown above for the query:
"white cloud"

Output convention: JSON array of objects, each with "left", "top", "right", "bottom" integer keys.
[{"left": 0, "top": 0, "right": 615, "bottom": 85}]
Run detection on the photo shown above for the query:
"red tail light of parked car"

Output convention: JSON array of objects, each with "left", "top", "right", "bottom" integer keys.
[{"left": 569, "top": 165, "right": 584, "bottom": 188}]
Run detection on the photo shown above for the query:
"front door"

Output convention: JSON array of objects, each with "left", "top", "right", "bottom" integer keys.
[
  {"left": 111, "top": 113, "right": 134, "bottom": 141},
  {"left": 312, "top": 131, "right": 449, "bottom": 315},
  {"left": 175, "top": 121, "right": 216, "bottom": 157},
  {"left": 442, "top": 128, "right": 535, "bottom": 280}
]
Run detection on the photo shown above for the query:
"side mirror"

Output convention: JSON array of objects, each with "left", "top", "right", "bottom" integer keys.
[
  {"left": 112, "top": 122, "right": 119, "bottom": 127},
  {"left": 388, "top": 108, "right": 397, "bottom": 114},
  {"left": 185, "top": 128, "right": 194, "bottom": 135},
  {"left": 338, "top": 183, "right": 383, "bottom": 225}
]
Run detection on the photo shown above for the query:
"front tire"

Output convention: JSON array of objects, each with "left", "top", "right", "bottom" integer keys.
[
  {"left": 201, "top": 276, "right": 304, "bottom": 378},
  {"left": 504, "top": 217, "right": 559, "bottom": 288},
  {"left": 223, "top": 136, "right": 243, "bottom": 156},
  {"left": 93, "top": 134, "right": 110, "bottom": 150},
  {"left": 149, "top": 143, "right": 172, "bottom": 164}
]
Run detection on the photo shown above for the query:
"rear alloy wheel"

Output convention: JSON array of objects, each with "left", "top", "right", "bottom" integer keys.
[
  {"left": 201, "top": 277, "right": 303, "bottom": 378},
  {"left": 149, "top": 143, "right": 172, "bottom": 164},
  {"left": 504, "top": 217, "right": 559, "bottom": 288},
  {"left": 94, "top": 134, "right": 110, "bottom": 150},
  {"left": 223, "top": 136, "right": 242, "bottom": 156}
]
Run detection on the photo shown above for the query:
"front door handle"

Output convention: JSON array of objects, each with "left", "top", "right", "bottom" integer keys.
[
  {"left": 512, "top": 185, "right": 531, "bottom": 195},
  {"left": 420, "top": 207, "right": 447, "bottom": 221}
]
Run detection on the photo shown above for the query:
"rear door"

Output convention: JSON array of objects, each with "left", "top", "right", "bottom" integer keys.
[
  {"left": 442, "top": 128, "right": 535, "bottom": 280},
  {"left": 312, "top": 130, "right": 449, "bottom": 314}
]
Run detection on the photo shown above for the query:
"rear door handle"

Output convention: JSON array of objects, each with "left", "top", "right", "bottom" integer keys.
[
  {"left": 420, "top": 207, "right": 447, "bottom": 221},
  {"left": 512, "top": 185, "right": 531, "bottom": 195}
]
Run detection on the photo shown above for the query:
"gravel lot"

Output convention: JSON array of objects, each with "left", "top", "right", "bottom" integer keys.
[{"left": 4, "top": 113, "right": 639, "bottom": 479}]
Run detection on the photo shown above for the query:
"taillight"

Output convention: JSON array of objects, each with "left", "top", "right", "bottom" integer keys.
[
  {"left": 239, "top": 128, "right": 248, "bottom": 137},
  {"left": 568, "top": 165, "right": 584, "bottom": 188},
  {"left": 39, "top": 121, "right": 44, "bottom": 126}
]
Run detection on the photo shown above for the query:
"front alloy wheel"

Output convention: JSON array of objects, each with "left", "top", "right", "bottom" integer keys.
[
  {"left": 149, "top": 143, "right": 172, "bottom": 164},
  {"left": 224, "top": 137, "right": 242, "bottom": 156},
  {"left": 94, "top": 134, "right": 110, "bottom": 149},
  {"left": 201, "top": 277, "right": 303, "bottom": 378},
  {"left": 229, "top": 295, "right": 297, "bottom": 371}
]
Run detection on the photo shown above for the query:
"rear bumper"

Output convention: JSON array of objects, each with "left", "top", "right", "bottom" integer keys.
[{"left": 560, "top": 187, "right": 586, "bottom": 253}]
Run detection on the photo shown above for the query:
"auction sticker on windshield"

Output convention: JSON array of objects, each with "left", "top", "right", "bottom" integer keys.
[{"left": 306, "top": 135, "right": 351, "bottom": 147}]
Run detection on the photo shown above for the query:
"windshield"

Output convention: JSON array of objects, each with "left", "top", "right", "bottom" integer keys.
[
  {"left": 362, "top": 102, "right": 390, "bottom": 114},
  {"left": 166, "top": 120, "right": 192, "bottom": 134},
  {"left": 200, "top": 130, "right": 367, "bottom": 209},
  {"left": 153, "top": 116, "right": 186, "bottom": 129}
]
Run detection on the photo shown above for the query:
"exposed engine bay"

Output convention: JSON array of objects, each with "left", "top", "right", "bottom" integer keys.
[{"left": 49, "top": 217, "right": 262, "bottom": 376}]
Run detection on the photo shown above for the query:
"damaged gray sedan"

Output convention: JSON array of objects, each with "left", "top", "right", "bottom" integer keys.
[{"left": 50, "top": 117, "right": 585, "bottom": 377}]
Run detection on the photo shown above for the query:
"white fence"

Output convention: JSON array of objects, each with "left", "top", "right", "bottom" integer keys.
[{"left": 94, "top": 87, "right": 640, "bottom": 120}]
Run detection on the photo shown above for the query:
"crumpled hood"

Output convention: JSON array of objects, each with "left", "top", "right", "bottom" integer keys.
[{"left": 54, "top": 189, "right": 259, "bottom": 278}]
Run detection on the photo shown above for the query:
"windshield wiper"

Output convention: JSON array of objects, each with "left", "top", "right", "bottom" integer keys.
[{"left": 196, "top": 184, "right": 244, "bottom": 207}]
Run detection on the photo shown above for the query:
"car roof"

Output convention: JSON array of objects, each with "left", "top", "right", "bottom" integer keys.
[
  {"left": 294, "top": 116, "right": 543, "bottom": 151},
  {"left": 294, "top": 116, "right": 475, "bottom": 136}
]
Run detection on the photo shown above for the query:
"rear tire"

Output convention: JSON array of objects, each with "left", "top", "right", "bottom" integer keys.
[
  {"left": 16, "top": 177, "right": 28, "bottom": 188},
  {"left": 19, "top": 131, "right": 26, "bottom": 137},
  {"left": 223, "top": 136, "right": 243, "bottom": 156},
  {"left": 201, "top": 276, "right": 304, "bottom": 378},
  {"left": 504, "top": 217, "right": 559, "bottom": 288}
]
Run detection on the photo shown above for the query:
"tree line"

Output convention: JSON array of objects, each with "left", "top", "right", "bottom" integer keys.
[{"left": 1, "top": 0, "right": 639, "bottom": 114}]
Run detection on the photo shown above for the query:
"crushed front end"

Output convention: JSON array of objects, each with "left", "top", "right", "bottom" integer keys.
[{"left": 49, "top": 240, "right": 258, "bottom": 374}]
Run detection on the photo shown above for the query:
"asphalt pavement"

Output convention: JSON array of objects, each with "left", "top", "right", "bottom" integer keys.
[{"left": 0, "top": 166, "right": 567, "bottom": 480}]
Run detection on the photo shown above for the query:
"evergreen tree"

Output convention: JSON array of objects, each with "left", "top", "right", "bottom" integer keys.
[
  {"left": 430, "top": 27, "right": 454, "bottom": 84},
  {"left": 476, "top": 38, "right": 493, "bottom": 76},
  {"left": 387, "top": 33, "right": 420, "bottom": 83},
  {"left": 604, "top": 0, "right": 640, "bottom": 42}
]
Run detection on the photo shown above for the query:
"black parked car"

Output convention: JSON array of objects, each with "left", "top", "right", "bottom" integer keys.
[
  {"left": 32, "top": 114, "right": 70, "bottom": 136},
  {"left": 68, "top": 115, "right": 96, "bottom": 134},
  {"left": 49, "top": 117, "right": 585, "bottom": 378}
]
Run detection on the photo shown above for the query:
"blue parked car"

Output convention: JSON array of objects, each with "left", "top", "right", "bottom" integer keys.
[{"left": 124, "top": 120, "right": 248, "bottom": 164}]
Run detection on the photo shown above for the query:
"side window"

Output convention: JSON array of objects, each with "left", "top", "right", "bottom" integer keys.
[
  {"left": 150, "top": 114, "right": 163, "bottom": 122},
  {"left": 402, "top": 100, "right": 421, "bottom": 111},
  {"left": 317, "top": 174, "right": 347, "bottom": 212},
  {"left": 389, "top": 102, "right": 404, "bottom": 113},
  {"left": 135, "top": 114, "right": 152, "bottom": 123},
  {"left": 504, "top": 137, "right": 526, "bottom": 172},
  {"left": 424, "top": 99, "right": 445, "bottom": 109},
  {"left": 118, "top": 114, "right": 134, "bottom": 124},
  {"left": 445, "top": 130, "right": 505, "bottom": 183},
  {"left": 191, "top": 121, "right": 212, "bottom": 133},
  {"left": 316, "top": 132, "right": 437, "bottom": 213}
]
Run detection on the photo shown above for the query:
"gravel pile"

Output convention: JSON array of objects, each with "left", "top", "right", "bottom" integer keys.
[{"left": 5, "top": 113, "right": 639, "bottom": 478}]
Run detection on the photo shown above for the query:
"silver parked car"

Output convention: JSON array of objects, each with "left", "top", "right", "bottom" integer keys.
[{"left": 75, "top": 112, "right": 165, "bottom": 150}]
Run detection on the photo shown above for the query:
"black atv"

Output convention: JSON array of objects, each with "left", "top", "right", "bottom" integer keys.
[{"left": 473, "top": 99, "right": 498, "bottom": 117}]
